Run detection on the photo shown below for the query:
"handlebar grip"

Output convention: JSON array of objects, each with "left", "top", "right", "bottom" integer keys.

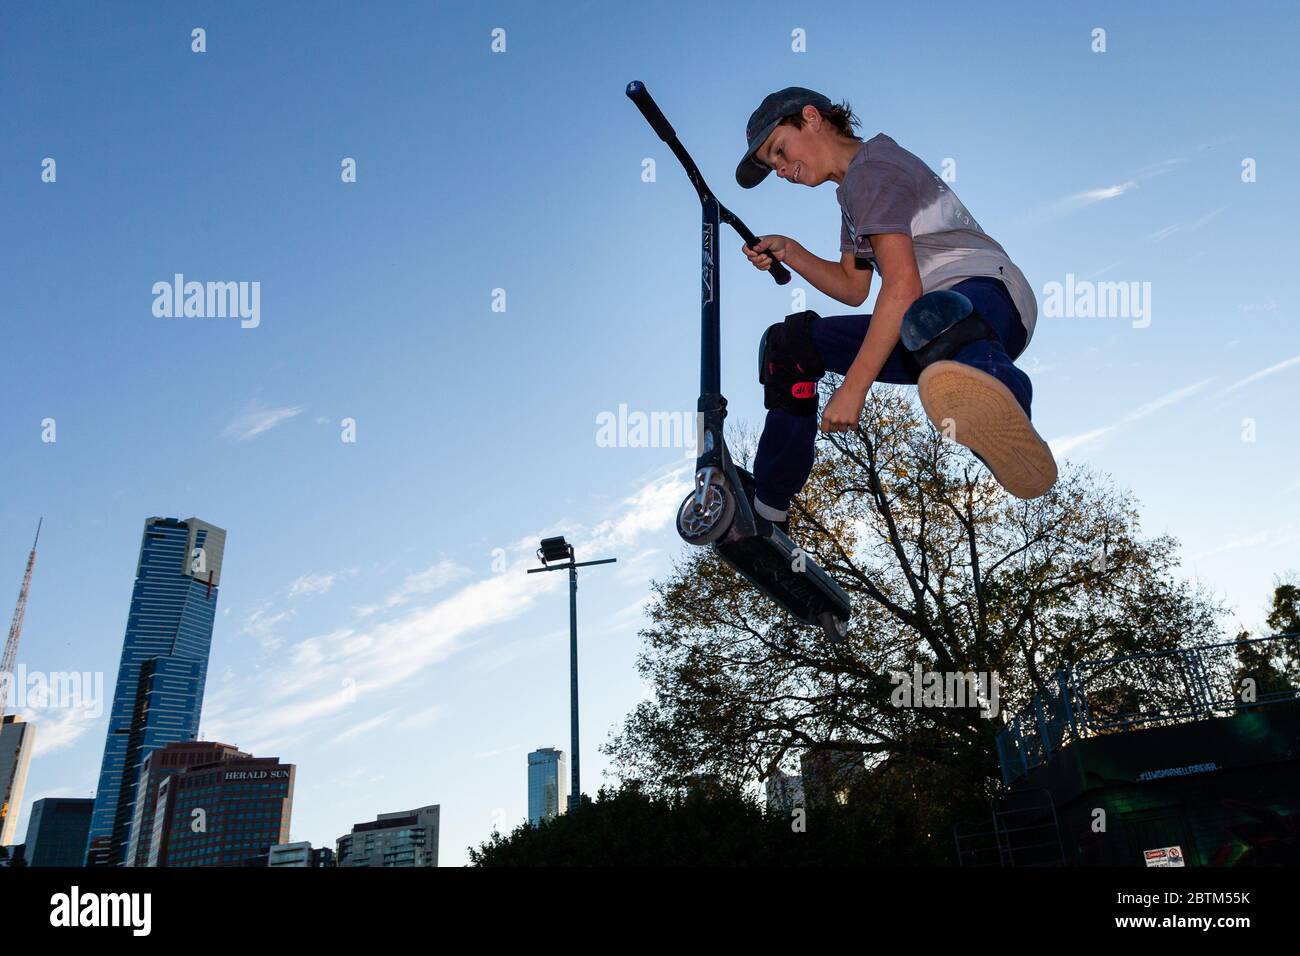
[
  {"left": 746, "top": 239, "right": 792, "bottom": 285},
  {"left": 625, "top": 81, "right": 676, "bottom": 142}
]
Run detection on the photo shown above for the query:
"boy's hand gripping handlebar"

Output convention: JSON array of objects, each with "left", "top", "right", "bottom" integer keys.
[{"left": 626, "top": 80, "right": 792, "bottom": 286}]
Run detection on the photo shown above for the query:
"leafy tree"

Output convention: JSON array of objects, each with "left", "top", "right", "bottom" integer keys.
[
  {"left": 604, "top": 386, "right": 1223, "bottom": 850},
  {"left": 468, "top": 782, "right": 953, "bottom": 866},
  {"left": 1233, "top": 574, "right": 1300, "bottom": 703},
  {"left": 1265, "top": 574, "right": 1300, "bottom": 636}
]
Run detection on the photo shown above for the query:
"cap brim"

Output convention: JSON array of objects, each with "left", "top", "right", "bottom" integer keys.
[{"left": 735, "top": 120, "right": 778, "bottom": 189}]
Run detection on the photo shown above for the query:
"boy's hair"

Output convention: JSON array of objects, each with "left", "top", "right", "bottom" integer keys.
[{"left": 777, "top": 100, "right": 862, "bottom": 141}]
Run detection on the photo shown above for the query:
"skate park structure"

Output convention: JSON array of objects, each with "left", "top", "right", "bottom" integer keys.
[{"left": 956, "top": 633, "right": 1300, "bottom": 866}]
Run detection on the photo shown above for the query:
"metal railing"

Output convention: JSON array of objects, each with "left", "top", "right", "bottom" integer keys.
[
  {"left": 996, "top": 633, "right": 1300, "bottom": 786},
  {"left": 953, "top": 788, "right": 1067, "bottom": 867}
]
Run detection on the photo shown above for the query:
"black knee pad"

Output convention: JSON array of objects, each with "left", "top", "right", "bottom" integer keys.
[
  {"left": 900, "top": 290, "right": 998, "bottom": 369},
  {"left": 759, "top": 310, "right": 825, "bottom": 416}
]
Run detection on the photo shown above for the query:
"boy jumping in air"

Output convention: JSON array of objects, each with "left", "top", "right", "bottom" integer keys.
[{"left": 735, "top": 87, "right": 1057, "bottom": 535}]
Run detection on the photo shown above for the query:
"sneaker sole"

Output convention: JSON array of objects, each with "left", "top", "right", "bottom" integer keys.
[{"left": 917, "top": 361, "right": 1058, "bottom": 499}]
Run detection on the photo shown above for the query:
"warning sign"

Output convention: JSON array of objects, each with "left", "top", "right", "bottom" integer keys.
[{"left": 1144, "top": 845, "right": 1186, "bottom": 867}]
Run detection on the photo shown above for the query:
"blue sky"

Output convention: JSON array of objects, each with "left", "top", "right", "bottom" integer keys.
[{"left": 2, "top": 1, "right": 1297, "bottom": 866}]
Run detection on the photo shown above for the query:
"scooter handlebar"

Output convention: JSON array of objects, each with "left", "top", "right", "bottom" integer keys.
[
  {"left": 627, "top": 81, "right": 790, "bottom": 286},
  {"left": 751, "top": 244, "right": 792, "bottom": 285},
  {"left": 625, "top": 80, "right": 675, "bottom": 141}
]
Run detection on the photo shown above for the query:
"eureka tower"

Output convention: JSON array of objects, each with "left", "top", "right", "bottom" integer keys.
[{"left": 85, "top": 517, "right": 226, "bottom": 866}]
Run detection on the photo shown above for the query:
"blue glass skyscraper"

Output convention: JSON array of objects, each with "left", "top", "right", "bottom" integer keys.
[
  {"left": 85, "top": 516, "right": 226, "bottom": 866},
  {"left": 527, "top": 747, "right": 568, "bottom": 826}
]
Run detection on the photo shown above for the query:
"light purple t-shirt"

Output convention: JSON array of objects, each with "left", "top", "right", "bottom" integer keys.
[{"left": 837, "top": 133, "right": 1036, "bottom": 342}]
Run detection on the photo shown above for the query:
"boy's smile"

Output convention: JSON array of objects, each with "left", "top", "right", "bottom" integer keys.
[
  {"left": 757, "top": 125, "right": 815, "bottom": 185},
  {"left": 755, "top": 106, "right": 864, "bottom": 187}
]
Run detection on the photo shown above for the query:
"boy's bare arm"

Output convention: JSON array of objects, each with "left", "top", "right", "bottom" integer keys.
[
  {"left": 819, "top": 233, "right": 923, "bottom": 432},
  {"left": 840, "top": 234, "right": 923, "bottom": 396},
  {"left": 744, "top": 237, "right": 873, "bottom": 306}
]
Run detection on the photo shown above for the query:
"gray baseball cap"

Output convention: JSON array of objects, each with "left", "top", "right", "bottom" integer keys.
[{"left": 735, "top": 86, "right": 834, "bottom": 189}]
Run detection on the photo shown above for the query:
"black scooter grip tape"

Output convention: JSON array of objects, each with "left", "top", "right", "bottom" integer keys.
[{"left": 625, "top": 81, "right": 676, "bottom": 141}]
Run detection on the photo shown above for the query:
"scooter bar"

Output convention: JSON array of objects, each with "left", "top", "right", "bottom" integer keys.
[
  {"left": 625, "top": 79, "right": 676, "bottom": 142},
  {"left": 626, "top": 81, "right": 791, "bottom": 286}
]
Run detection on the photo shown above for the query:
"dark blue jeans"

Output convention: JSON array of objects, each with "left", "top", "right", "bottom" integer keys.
[{"left": 753, "top": 277, "right": 1033, "bottom": 514}]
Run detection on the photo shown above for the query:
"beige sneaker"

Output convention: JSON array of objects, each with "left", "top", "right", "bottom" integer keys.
[{"left": 917, "top": 360, "right": 1057, "bottom": 499}]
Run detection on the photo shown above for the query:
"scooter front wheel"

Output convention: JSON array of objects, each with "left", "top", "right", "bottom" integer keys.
[{"left": 676, "top": 483, "right": 735, "bottom": 545}]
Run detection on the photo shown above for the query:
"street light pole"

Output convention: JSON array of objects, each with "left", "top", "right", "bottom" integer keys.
[
  {"left": 528, "top": 537, "right": 616, "bottom": 813},
  {"left": 568, "top": 562, "right": 579, "bottom": 811}
]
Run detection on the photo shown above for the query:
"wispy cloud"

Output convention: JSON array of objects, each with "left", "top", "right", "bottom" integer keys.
[
  {"left": 1185, "top": 521, "right": 1300, "bottom": 563},
  {"left": 1147, "top": 205, "right": 1226, "bottom": 242},
  {"left": 355, "top": 559, "right": 472, "bottom": 617},
  {"left": 200, "top": 469, "right": 687, "bottom": 754},
  {"left": 397, "top": 704, "right": 444, "bottom": 729},
  {"left": 1015, "top": 181, "right": 1139, "bottom": 228},
  {"left": 1049, "top": 377, "right": 1215, "bottom": 457},
  {"left": 582, "top": 465, "right": 691, "bottom": 554},
  {"left": 1085, "top": 261, "right": 1123, "bottom": 280},
  {"left": 289, "top": 572, "right": 340, "bottom": 597},
  {"left": 243, "top": 606, "right": 293, "bottom": 635},
  {"left": 23, "top": 706, "right": 100, "bottom": 756},
  {"left": 1057, "top": 181, "right": 1139, "bottom": 212},
  {"left": 334, "top": 710, "right": 395, "bottom": 743},
  {"left": 1216, "top": 353, "right": 1300, "bottom": 397},
  {"left": 242, "top": 605, "right": 296, "bottom": 651},
  {"left": 221, "top": 402, "right": 303, "bottom": 442},
  {"left": 204, "top": 559, "right": 556, "bottom": 750},
  {"left": 600, "top": 593, "right": 656, "bottom": 634},
  {"left": 1019, "top": 153, "right": 1200, "bottom": 227},
  {"left": 614, "top": 547, "right": 662, "bottom": 584},
  {"left": 1131, "top": 157, "right": 1190, "bottom": 178}
]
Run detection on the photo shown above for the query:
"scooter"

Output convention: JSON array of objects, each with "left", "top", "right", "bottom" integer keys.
[{"left": 626, "top": 81, "right": 851, "bottom": 644}]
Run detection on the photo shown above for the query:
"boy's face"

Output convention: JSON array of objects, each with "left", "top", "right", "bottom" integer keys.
[{"left": 756, "top": 106, "right": 825, "bottom": 186}]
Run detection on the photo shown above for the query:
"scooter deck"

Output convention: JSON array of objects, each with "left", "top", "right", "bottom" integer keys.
[{"left": 714, "top": 523, "right": 851, "bottom": 627}]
